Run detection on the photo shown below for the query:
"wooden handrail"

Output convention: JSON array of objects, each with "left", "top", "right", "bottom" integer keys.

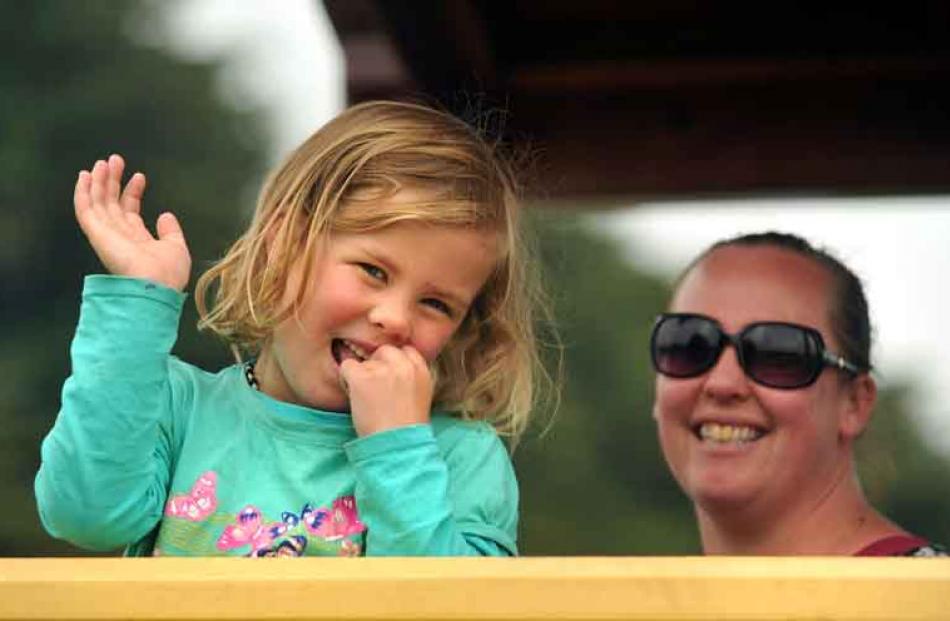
[{"left": 1, "top": 557, "right": 948, "bottom": 620}]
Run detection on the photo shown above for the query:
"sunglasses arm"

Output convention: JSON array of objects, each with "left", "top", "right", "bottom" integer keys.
[{"left": 822, "top": 351, "right": 861, "bottom": 375}]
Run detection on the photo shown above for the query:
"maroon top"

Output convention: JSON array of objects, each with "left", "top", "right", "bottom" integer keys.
[{"left": 855, "top": 535, "right": 936, "bottom": 557}]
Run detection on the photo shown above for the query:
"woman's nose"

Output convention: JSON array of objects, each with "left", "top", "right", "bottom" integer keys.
[{"left": 702, "top": 344, "right": 752, "bottom": 402}]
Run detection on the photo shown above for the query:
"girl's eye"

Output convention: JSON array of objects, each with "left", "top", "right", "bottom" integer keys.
[
  {"left": 423, "top": 298, "right": 453, "bottom": 317},
  {"left": 359, "top": 263, "right": 386, "bottom": 281}
]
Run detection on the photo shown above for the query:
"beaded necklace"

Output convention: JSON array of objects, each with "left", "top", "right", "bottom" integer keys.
[{"left": 243, "top": 360, "right": 260, "bottom": 391}]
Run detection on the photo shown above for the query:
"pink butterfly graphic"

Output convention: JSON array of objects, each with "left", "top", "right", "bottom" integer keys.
[
  {"left": 216, "top": 505, "right": 284, "bottom": 556},
  {"left": 164, "top": 471, "right": 218, "bottom": 522},
  {"left": 304, "top": 495, "right": 366, "bottom": 541}
]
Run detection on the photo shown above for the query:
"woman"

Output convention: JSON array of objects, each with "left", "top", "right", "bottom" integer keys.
[{"left": 650, "top": 231, "right": 945, "bottom": 556}]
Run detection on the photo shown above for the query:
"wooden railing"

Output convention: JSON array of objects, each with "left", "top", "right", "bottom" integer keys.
[{"left": 1, "top": 557, "right": 948, "bottom": 620}]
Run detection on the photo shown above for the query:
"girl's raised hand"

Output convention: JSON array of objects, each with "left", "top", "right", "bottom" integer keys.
[
  {"left": 341, "top": 344, "right": 434, "bottom": 437},
  {"left": 74, "top": 154, "right": 191, "bottom": 291}
]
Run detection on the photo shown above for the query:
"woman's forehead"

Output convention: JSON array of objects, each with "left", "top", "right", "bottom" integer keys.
[{"left": 672, "top": 245, "right": 834, "bottom": 329}]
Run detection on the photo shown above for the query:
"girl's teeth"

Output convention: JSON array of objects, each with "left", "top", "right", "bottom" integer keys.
[
  {"left": 343, "top": 340, "right": 367, "bottom": 361},
  {"left": 699, "top": 422, "right": 762, "bottom": 443}
]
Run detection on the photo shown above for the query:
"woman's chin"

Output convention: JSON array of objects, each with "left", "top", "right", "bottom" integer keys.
[{"left": 685, "top": 471, "right": 766, "bottom": 513}]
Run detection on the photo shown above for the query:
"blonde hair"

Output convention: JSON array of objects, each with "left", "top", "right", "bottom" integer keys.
[{"left": 195, "top": 100, "right": 554, "bottom": 442}]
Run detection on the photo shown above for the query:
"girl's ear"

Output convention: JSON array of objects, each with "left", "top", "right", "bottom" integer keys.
[
  {"left": 263, "top": 213, "right": 285, "bottom": 257},
  {"left": 262, "top": 212, "right": 311, "bottom": 310},
  {"left": 838, "top": 374, "right": 877, "bottom": 442}
]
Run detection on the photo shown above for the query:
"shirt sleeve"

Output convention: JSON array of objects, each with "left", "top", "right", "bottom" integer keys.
[
  {"left": 344, "top": 421, "right": 519, "bottom": 556},
  {"left": 34, "top": 275, "right": 184, "bottom": 551}
]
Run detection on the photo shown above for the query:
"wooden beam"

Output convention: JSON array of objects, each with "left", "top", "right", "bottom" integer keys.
[
  {"left": 373, "top": 0, "right": 498, "bottom": 99},
  {"left": 510, "top": 79, "right": 950, "bottom": 200},
  {"left": 1, "top": 557, "right": 948, "bottom": 620},
  {"left": 510, "top": 56, "right": 950, "bottom": 92}
]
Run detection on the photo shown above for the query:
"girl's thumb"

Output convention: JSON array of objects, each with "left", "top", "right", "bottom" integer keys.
[{"left": 156, "top": 212, "right": 187, "bottom": 244}]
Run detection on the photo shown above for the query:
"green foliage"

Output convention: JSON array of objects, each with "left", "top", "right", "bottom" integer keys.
[
  {"left": 514, "top": 213, "right": 700, "bottom": 554},
  {"left": 857, "top": 382, "right": 950, "bottom": 545},
  {"left": 1, "top": 0, "right": 265, "bottom": 555}
]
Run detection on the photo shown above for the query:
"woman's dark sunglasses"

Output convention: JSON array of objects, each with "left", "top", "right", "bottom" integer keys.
[{"left": 650, "top": 313, "right": 863, "bottom": 389}]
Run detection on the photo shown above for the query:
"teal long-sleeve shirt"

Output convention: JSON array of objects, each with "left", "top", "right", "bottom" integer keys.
[{"left": 35, "top": 276, "right": 519, "bottom": 556}]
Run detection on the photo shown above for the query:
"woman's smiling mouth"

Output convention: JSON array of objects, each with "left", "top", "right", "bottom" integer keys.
[{"left": 695, "top": 422, "right": 764, "bottom": 444}]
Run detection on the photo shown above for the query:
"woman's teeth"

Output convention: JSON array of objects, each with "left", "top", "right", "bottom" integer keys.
[{"left": 698, "top": 422, "right": 762, "bottom": 444}]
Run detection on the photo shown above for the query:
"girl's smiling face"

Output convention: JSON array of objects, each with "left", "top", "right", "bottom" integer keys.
[
  {"left": 254, "top": 211, "right": 498, "bottom": 413},
  {"left": 653, "top": 245, "right": 865, "bottom": 519}
]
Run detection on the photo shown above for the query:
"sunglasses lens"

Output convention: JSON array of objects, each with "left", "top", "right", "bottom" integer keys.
[
  {"left": 652, "top": 316, "right": 722, "bottom": 377},
  {"left": 741, "top": 324, "right": 821, "bottom": 388}
]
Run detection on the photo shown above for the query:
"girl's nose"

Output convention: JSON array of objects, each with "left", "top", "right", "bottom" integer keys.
[{"left": 368, "top": 296, "right": 412, "bottom": 344}]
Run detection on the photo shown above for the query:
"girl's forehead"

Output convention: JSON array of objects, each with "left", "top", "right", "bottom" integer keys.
[{"left": 336, "top": 185, "right": 504, "bottom": 226}]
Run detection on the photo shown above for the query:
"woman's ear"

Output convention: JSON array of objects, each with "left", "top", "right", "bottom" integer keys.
[{"left": 838, "top": 374, "right": 877, "bottom": 442}]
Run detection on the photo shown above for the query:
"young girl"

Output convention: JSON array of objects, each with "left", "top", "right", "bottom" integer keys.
[{"left": 35, "top": 100, "right": 551, "bottom": 557}]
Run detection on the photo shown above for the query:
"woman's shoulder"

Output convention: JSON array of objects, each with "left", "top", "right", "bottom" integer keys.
[
  {"left": 855, "top": 534, "right": 948, "bottom": 557},
  {"left": 907, "top": 543, "right": 949, "bottom": 557}
]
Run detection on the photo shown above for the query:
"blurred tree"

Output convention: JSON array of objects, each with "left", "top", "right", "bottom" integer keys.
[
  {"left": 857, "top": 381, "right": 950, "bottom": 546},
  {"left": 516, "top": 214, "right": 699, "bottom": 554},
  {"left": 0, "top": 0, "right": 265, "bottom": 555}
]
